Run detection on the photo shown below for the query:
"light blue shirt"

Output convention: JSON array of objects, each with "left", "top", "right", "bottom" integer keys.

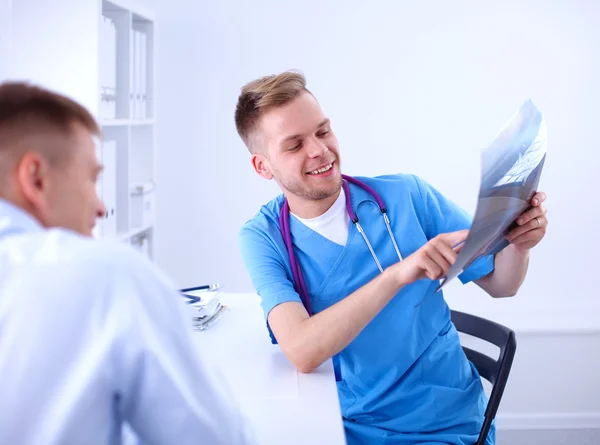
[
  {"left": 239, "top": 174, "right": 496, "bottom": 445},
  {"left": 0, "top": 199, "right": 254, "bottom": 445}
]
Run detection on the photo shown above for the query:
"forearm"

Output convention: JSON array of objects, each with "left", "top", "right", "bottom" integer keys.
[
  {"left": 476, "top": 244, "right": 530, "bottom": 298},
  {"left": 275, "top": 267, "right": 404, "bottom": 373},
  {"left": 271, "top": 231, "right": 469, "bottom": 373}
]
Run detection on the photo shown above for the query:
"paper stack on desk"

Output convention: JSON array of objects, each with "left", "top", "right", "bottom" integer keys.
[{"left": 180, "top": 284, "right": 229, "bottom": 331}]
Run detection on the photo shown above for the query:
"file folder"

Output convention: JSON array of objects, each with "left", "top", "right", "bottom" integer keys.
[
  {"left": 108, "top": 17, "right": 116, "bottom": 118},
  {"left": 100, "top": 17, "right": 108, "bottom": 118},
  {"left": 100, "top": 16, "right": 117, "bottom": 120},
  {"left": 140, "top": 31, "right": 147, "bottom": 119},
  {"left": 134, "top": 30, "right": 142, "bottom": 119},
  {"left": 129, "top": 28, "right": 136, "bottom": 119}
]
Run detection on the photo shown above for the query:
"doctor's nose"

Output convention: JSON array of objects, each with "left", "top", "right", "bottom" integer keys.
[{"left": 306, "top": 138, "right": 329, "bottom": 158}]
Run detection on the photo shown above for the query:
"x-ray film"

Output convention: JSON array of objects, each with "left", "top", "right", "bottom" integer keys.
[{"left": 437, "top": 99, "right": 547, "bottom": 291}]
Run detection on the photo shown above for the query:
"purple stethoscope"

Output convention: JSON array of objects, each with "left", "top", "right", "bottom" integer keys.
[{"left": 279, "top": 174, "right": 403, "bottom": 315}]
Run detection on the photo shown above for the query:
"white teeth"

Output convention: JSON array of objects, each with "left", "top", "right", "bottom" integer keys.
[{"left": 309, "top": 163, "right": 333, "bottom": 175}]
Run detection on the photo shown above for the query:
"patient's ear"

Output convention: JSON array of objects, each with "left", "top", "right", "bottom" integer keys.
[
  {"left": 18, "top": 152, "right": 49, "bottom": 205},
  {"left": 251, "top": 154, "right": 273, "bottom": 180}
]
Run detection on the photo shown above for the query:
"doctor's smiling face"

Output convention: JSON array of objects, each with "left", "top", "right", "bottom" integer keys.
[{"left": 235, "top": 71, "right": 343, "bottom": 218}]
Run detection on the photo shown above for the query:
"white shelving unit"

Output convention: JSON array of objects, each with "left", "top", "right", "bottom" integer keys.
[
  {"left": 8, "top": 0, "right": 157, "bottom": 260},
  {"left": 96, "top": 0, "right": 156, "bottom": 260}
]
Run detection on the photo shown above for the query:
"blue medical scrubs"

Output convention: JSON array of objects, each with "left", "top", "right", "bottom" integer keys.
[{"left": 239, "top": 174, "right": 496, "bottom": 444}]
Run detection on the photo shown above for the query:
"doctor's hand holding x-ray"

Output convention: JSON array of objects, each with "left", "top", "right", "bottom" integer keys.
[
  {"left": 397, "top": 190, "right": 548, "bottom": 286},
  {"left": 506, "top": 191, "right": 548, "bottom": 250},
  {"left": 236, "top": 70, "right": 548, "bottom": 445},
  {"left": 475, "top": 190, "right": 548, "bottom": 298}
]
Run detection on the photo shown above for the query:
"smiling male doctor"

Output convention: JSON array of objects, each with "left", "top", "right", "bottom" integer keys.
[{"left": 235, "top": 71, "right": 548, "bottom": 445}]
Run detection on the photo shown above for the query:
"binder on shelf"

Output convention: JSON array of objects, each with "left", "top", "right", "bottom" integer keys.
[
  {"left": 140, "top": 31, "right": 147, "bottom": 119},
  {"left": 129, "top": 28, "right": 136, "bottom": 119},
  {"left": 101, "top": 140, "right": 118, "bottom": 238},
  {"left": 109, "top": 17, "right": 116, "bottom": 118},
  {"left": 134, "top": 29, "right": 142, "bottom": 119},
  {"left": 128, "top": 26, "right": 150, "bottom": 119},
  {"left": 100, "top": 16, "right": 117, "bottom": 120},
  {"left": 99, "top": 16, "right": 107, "bottom": 118}
]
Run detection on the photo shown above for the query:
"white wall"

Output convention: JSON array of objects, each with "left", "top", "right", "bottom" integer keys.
[
  {"left": 459, "top": 327, "right": 600, "bottom": 434},
  {"left": 0, "top": 0, "right": 11, "bottom": 81},
  {"left": 156, "top": 0, "right": 599, "bottom": 321},
  {"left": 9, "top": 0, "right": 99, "bottom": 113}
]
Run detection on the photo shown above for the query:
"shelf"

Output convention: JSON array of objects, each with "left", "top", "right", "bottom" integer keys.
[
  {"left": 101, "top": 118, "right": 155, "bottom": 127},
  {"left": 117, "top": 223, "right": 153, "bottom": 242},
  {"left": 103, "top": 0, "right": 155, "bottom": 21},
  {"left": 100, "top": 4, "right": 154, "bottom": 123},
  {"left": 99, "top": 0, "right": 155, "bottom": 264},
  {"left": 103, "top": 0, "right": 128, "bottom": 13}
]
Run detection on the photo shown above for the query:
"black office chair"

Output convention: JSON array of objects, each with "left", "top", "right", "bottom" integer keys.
[{"left": 451, "top": 310, "right": 517, "bottom": 445}]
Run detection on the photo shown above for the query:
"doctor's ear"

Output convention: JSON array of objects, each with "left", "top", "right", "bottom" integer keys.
[{"left": 251, "top": 154, "right": 274, "bottom": 180}]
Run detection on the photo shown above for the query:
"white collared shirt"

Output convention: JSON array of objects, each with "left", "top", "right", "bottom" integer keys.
[{"left": 0, "top": 199, "right": 254, "bottom": 445}]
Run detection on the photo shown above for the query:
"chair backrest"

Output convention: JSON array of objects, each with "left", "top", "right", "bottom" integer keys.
[{"left": 450, "top": 310, "right": 517, "bottom": 445}]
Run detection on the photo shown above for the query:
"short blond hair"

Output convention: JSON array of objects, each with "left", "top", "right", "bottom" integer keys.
[{"left": 234, "top": 70, "right": 309, "bottom": 153}]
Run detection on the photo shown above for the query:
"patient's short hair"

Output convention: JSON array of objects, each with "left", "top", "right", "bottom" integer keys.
[
  {"left": 234, "top": 70, "right": 310, "bottom": 153},
  {"left": 0, "top": 82, "right": 100, "bottom": 170}
]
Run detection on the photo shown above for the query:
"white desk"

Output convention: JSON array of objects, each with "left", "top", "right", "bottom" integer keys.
[{"left": 192, "top": 292, "right": 347, "bottom": 445}]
